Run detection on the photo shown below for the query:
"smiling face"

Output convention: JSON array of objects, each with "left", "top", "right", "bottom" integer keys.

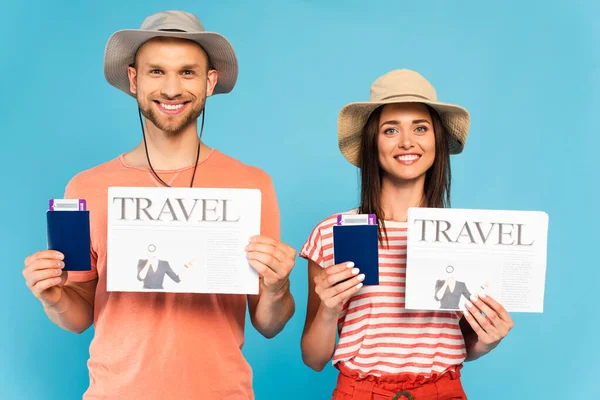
[
  {"left": 127, "top": 37, "right": 218, "bottom": 134},
  {"left": 358, "top": 102, "right": 451, "bottom": 223},
  {"left": 376, "top": 102, "right": 436, "bottom": 183}
]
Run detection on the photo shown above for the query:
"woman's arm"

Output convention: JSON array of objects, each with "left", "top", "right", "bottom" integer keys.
[{"left": 301, "top": 260, "right": 364, "bottom": 371}]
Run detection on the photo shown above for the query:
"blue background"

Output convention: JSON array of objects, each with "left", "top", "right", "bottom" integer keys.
[{"left": 1, "top": 0, "right": 598, "bottom": 398}]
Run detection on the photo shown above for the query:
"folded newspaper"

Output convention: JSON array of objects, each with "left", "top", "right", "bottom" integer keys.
[
  {"left": 106, "top": 187, "right": 261, "bottom": 294},
  {"left": 405, "top": 208, "right": 548, "bottom": 313}
]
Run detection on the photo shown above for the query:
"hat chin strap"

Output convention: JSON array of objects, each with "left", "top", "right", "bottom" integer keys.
[{"left": 137, "top": 105, "right": 205, "bottom": 188}]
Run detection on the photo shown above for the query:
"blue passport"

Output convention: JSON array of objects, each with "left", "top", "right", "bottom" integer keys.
[
  {"left": 46, "top": 210, "right": 92, "bottom": 271},
  {"left": 333, "top": 224, "right": 379, "bottom": 285}
]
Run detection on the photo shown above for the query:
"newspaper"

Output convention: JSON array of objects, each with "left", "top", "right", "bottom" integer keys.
[
  {"left": 106, "top": 187, "right": 261, "bottom": 294},
  {"left": 405, "top": 208, "right": 548, "bottom": 313}
]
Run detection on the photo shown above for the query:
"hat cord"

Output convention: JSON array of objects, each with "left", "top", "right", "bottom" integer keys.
[{"left": 137, "top": 106, "right": 205, "bottom": 188}]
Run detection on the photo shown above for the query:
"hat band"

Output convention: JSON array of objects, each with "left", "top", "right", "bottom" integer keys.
[{"left": 379, "top": 93, "right": 432, "bottom": 101}]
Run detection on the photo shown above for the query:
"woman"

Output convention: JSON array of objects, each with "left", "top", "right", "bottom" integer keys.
[{"left": 300, "top": 69, "right": 514, "bottom": 400}]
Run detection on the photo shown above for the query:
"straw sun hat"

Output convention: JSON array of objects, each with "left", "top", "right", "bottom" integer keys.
[
  {"left": 338, "top": 69, "right": 470, "bottom": 167},
  {"left": 104, "top": 10, "right": 238, "bottom": 97}
]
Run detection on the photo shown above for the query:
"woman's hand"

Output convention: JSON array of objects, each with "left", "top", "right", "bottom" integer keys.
[
  {"left": 463, "top": 292, "right": 514, "bottom": 349},
  {"left": 314, "top": 262, "right": 364, "bottom": 317}
]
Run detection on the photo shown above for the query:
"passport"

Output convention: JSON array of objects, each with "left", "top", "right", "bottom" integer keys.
[
  {"left": 333, "top": 223, "right": 379, "bottom": 286},
  {"left": 46, "top": 210, "right": 92, "bottom": 271}
]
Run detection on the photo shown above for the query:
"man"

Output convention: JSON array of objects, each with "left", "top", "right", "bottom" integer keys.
[{"left": 22, "top": 10, "right": 296, "bottom": 399}]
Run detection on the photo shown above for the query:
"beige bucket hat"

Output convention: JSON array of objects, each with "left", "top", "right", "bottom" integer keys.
[
  {"left": 338, "top": 69, "right": 470, "bottom": 167},
  {"left": 104, "top": 10, "right": 238, "bottom": 97}
]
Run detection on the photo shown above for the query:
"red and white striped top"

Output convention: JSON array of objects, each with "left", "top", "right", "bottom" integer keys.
[{"left": 300, "top": 211, "right": 467, "bottom": 378}]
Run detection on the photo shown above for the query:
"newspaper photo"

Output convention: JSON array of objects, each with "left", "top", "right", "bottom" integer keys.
[
  {"left": 405, "top": 208, "right": 549, "bottom": 313},
  {"left": 106, "top": 187, "right": 261, "bottom": 295}
]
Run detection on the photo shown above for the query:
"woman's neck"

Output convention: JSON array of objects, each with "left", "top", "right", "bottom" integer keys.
[{"left": 380, "top": 175, "right": 426, "bottom": 222}]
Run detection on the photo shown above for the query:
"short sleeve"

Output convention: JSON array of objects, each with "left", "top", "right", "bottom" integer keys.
[
  {"left": 300, "top": 224, "right": 324, "bottom": 267},
  {"left": 259, "top": 175, "right": 280, "bottom": 241},
  {"left": 63, "top": 176, "right": 99, "bottom": 283}
]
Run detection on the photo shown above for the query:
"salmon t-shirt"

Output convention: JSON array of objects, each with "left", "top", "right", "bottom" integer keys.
[{"left": 63, "top": 148, "right": 280, "bottom": 400}]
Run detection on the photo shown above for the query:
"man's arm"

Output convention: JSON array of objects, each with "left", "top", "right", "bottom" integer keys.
[
  {"left": 23, "top": 250, "right": 96, "bottom": 334},
  {"left": 246, "top": 236, "right": 296, "bottom": 339},
  {"left": 247, "top": 279, "right": 295, "bottom": 339},
  {"left": 45, "top": 279, "right": 97, "bottom": 334}
]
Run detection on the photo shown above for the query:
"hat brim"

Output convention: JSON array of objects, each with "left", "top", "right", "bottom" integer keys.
[
  {"left": 104, "top": 29, "right": 238, "bottom": 97},
  {"left": 338, "top": 97, "right": 470, "bottom": 167}
]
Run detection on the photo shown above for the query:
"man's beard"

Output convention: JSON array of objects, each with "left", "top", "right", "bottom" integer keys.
[{"left": 139, "top": 96, "right": 205, "bottom": 135}]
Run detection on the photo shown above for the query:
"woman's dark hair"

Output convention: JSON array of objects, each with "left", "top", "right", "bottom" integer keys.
[{"left": 357, "top": 104, "right": 451, "bottom": 244}]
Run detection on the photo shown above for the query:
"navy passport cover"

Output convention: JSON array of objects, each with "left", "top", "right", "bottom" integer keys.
[
  {"left": 46, "top": 211, "right": 92, "bottom": 271},
  {"left": 333, "top": 224, "right": 379, "bottom": 285}
]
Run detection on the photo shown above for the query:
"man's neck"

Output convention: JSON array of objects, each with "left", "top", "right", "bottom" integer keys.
[
  {"left": 380, "top": 175, "right": 426, "bottom": 222},
  {"left": 124, "top": 120, "right": 211, "bottom": 170}
]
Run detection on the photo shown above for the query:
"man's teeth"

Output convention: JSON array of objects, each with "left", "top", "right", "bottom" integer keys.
[
  {"left": 396, "top": 155, "right": 420, "bottom": 161},
  {"left": 161, "top": 103, "right": 184, "bottom": 110}
]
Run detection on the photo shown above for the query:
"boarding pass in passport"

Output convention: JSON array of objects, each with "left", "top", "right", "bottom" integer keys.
[{"left": 49, "top": 199, "right": 87, "bottom": 211}]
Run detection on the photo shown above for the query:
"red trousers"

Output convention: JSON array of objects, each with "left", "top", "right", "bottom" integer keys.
[{"left": 331, "top": 364, "right": 467, "bottom": 400}]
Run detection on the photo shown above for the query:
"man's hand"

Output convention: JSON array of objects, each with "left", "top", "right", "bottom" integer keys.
[
  {"left": 245, "top": 235, "right": 296, "bottom": 296},
  {"left": 23, "top": 250, "right": 68, "bottom": 307}
]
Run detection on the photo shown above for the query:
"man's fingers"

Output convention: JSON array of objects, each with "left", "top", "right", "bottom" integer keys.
[
  {"left": 246, "top": 242, "right": 289, "bottom": 267},
  {"left": 31, "top": 277, "right": 63, "bottom": 297},
  {"left": 24, "top": 251, "right": 63, "bottom": 266},
  {"left": 58, "top": 270, "right": 68, "bottom": 287},
  {"left": 245, "top": 239, "right": 297, "bottom": 277},
  {"left": 26, "top": 268, "right": 64, "bottom": 289},
  {"left": 246, "top": 250, "right": 286, "bottom": 275},
  {"left": 248, "top": 235, "right": 278, "bottom": 246},
  {"left": 23, "top": 259, "right": 65, "bottom": 283},
  {"left": 248, "top": 236, "right": 296, "bottom": 258},
  {"left": 247, "top": 259, "right": 278, "bottom": 281},
  {"left": 24, "top": 258, "right": 65, "bottom": 274}
]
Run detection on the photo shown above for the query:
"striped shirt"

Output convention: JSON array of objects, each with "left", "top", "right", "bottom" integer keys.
[{"left": 300, "top": 210, "right": 467, "bottom": 379}]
